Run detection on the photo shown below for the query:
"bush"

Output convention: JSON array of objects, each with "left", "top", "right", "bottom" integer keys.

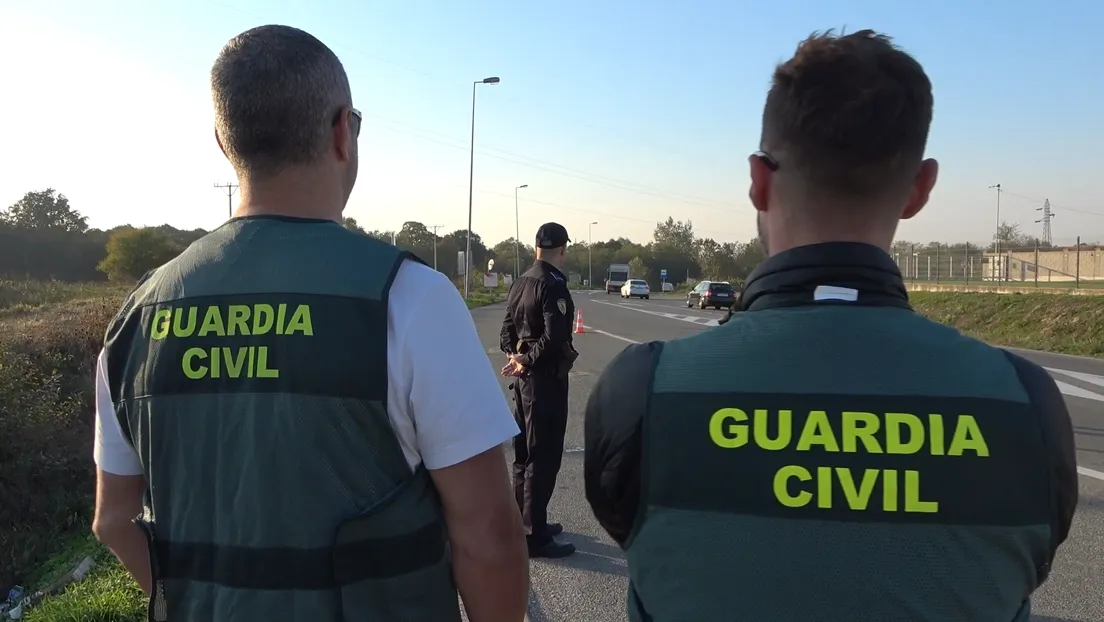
[{"left": 0, "top": 293, "right": 123, "bottom": 596}]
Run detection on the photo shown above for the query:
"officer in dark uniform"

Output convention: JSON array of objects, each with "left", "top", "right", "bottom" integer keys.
[
  {"left": 583, "top": 30, "right": 1077, "bottom": 621},
  {"left": 500, "top": 222, "right": 579, "bottom": 559}
]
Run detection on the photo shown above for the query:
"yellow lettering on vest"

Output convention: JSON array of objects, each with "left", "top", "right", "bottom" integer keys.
[
  {"left": 928, "top": 414, "right": 945, "bottom": 455},
  {"left": 226, "top": 305, "right": 251, "bottom": 336},
  {"left": 840, "top": 412, "right": 882, "bottom": 453},
  {"left": 252, "top": 304, "right": 275, "bottom": 335},
  {"left": 882, "top": 469, "right": 899, "bottom": 512},
  {"left": 795, "top": 411, "right": 839, "bottom": 452},
  {"left": 948, "top": 415, "right": 989, "bottom": 456},
  {"left": 284, "top": 305, "right": 313, "bottom": 336},
  {"left": 255, "top": 346, "right": 279, "bottom": 378},
  {"left": 173, "top": 306, "right": 198, "bottom": 338},
  {"left": 198, "top": 306, "right": 225, "bottom": 337},
  {"left": 816, "top": 466, "right": 832, "bottom": 508},
  {"left": 709, "top": 408, "right": 748, "bottom": 448},
  {"left": 885, "top": 413, "right": 925, "bottom": 455},
  {"left": 222, "top": 347, "right": 248, "bottom": 378},
  {"left": 150, "top": 309, "right": 171, "bottom": 340},
  {"left": 275, "top": 303, "right": 288, "bottom": 335},
  {"left": 904, "top": 470, "right": 938, "bottom": 512},
  {"left": 835, "top": 468, "right": 879, "bottom": 510},
  {"left": 773, "top": 465, "right": 812, "bottom": 507},
  {"left": 182, "top": 347, "right": 207, "bottom": 379},
  {"left": 753, "top": 409, "right": 791, "bottom": 450}
]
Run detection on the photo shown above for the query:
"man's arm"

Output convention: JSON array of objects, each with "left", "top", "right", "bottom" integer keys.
[
  {"left": 584, "top": 341, "right": 663, "bottom": 548},
  {"left": 499, "top": 281, "right": 519, "bottom": 354},
  {"left": 515, "top": 280, "right": 568, "bottom": 367},
  {"left": 1002, "top": 351, "right": 1078, "bottom": 583},
  {"left": 399, "top": 265, "right": 528, "bottom": 622},
  {"left": 90, "top": 349, "right": 153, "bottom": 595}
]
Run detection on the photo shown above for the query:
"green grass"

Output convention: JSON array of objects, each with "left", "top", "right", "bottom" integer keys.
[
  {"left": 911, "top": 291, "right": 1104, "bottom": 356},
  {"left": 0, "top": 280, "right": 128, "bottom": 317},
  {"left": 10, "top": 535, "right": 144, "bottom": 622}
]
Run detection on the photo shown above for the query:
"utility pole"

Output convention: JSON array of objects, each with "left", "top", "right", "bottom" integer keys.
[
  {"left": 988, "top": 183, "right": 1002, "bottom": 281},
  {"left": 429, "top": 225, "right": 443, "bottom": 271},
  {"left": 1035, "top": 199, "right": 1053, "bottom": 246},
  {"left": 214, "top": 182, "right": 239, "bottom": 219}
]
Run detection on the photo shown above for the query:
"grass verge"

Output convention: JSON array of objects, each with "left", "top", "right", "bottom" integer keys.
[{"left": 910, "top": 291, "right": 1104, "bottom": 356}]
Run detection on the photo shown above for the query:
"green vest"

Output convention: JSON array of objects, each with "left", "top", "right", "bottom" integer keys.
[
  {"left": 626, "top": 305, "right": 1053, "bottom": 621},
  {"left": 103, "top": 217, "right": 460, "bottom": 622}
]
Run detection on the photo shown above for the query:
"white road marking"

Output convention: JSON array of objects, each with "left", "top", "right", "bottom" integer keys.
[
  {"left": 1053, "top": 380, "right": 1104, "bottom": 403},
  {"left": 1047, "top": 367, "right": 1104, "bottom": 390},
  {"left": 581, "top": 325, "right": 640, "bottom": 344},
  {"left": 591, "top": 299, "right": 720, "bottom": 327},
  {"left": 1080, "top": 466, "right": 1104, "bottom": 481}
]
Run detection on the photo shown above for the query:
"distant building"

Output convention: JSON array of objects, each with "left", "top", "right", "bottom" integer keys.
[{"left": 983, "top": 245, "right": 1104, "bottom": 282}]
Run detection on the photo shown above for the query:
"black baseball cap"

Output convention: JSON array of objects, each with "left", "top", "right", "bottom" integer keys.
[{"left": 535, "top": 222, "right": 571, "bottom": 249}]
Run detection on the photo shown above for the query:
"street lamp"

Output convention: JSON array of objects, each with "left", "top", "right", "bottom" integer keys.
[
  {"left": 464, "top": 76, "right": 501, "bottom": 300},
  {"left": 514, "top": 184, "right": 528, "bottom": 279},
  {"left": 588, "top": 221, "right": 598, "bottom": 289},
  {"left": 988, "top": 183, "right": 1002, "bottom": 282}
]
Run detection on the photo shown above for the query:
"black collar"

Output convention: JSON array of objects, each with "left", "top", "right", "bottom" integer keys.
[
  {"left": 534, "top": 260, "right": 566, "bottom": 280},
  {"left": 739, "top": 242, "right": 911, "bottom": 312}
]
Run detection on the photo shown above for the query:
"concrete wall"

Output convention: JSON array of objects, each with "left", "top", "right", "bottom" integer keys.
[{"left": 983, "top": 247, "right": 1104, "bottom": 282}]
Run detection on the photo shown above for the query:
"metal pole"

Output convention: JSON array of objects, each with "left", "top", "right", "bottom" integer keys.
[
  {"left": 1034, "top": 240, "right": 1038, "bottom": 287},
  {"left": 588, "top": 222, "right": 597, "bottom": 289},
  {"left": 965, "top": 242, "right": 969, "bottom": 284},
  {"left": 464, "top": 81, "right": 477, "bottom": 299},
  {"left": 1077, "top": 236, "right": 1081, "bottom": 288}
]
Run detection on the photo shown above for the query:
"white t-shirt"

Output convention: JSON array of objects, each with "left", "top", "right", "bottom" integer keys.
[{"left": 93, "top": 260, "right": 520, "bottom": 476}]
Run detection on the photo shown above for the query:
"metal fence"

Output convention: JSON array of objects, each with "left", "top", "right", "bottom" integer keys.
[{"left": 891, "top": 237, "right": 1103, "bottom": 289}]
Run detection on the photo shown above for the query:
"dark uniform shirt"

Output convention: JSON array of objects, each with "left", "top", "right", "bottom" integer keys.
[
  {"left": 501, "top": 260, "right": 576, "bottom": 371},
  {"left": 584, "top": 241, "right": 1078, "bottom": 570}
]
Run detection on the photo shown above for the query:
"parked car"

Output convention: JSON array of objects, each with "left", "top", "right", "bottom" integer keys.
[
  {"left": 621, "top": 279, "right": 651, "bottom": 299},
  {"left": 687, "top": 280, "right": 736, "bottom": 309}
]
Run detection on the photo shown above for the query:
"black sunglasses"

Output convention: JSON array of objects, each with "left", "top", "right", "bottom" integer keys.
[
  {"left": 333, "top": 106, "right": 362, "bottom": 138},
  {"left": 752, "top": 150, "right": 779, "bottom": 171}
]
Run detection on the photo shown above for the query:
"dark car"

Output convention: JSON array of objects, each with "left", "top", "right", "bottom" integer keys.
[{"left": 687, "top": 280, "right": 737, "bottom": 310}]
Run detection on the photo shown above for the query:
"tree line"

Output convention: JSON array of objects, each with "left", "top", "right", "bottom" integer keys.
[{"left": 2, "top": 188, "right": 1076, "bottom": 288}]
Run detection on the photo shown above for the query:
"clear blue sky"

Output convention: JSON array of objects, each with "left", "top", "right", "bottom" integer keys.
[{"left": 1, "top": 0, "right": 1101, "bottom": 247}]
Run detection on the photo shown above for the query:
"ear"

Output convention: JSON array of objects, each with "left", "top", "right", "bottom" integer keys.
[
  {"left": 901, "top": 159, "right": 938, "bottom": 220},
  {"left": 215, "top": 127, "right": 227, "bottom": 159},
  {"left": 748, "top": 154, "right": 772, "bottom": 213},
  {"left": 333, "top": 107, "right": 354, "bottom": 162}
]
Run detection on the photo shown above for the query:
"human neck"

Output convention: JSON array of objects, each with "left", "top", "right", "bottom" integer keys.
[
  {"left": 765, "top": 205, "right": 897, "bottom": 256},
  {"left": 233, "top": 171, "right": 345, "bottom": 222}
]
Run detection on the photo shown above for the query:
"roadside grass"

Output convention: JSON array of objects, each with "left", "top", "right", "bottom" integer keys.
[
  {"left": 18, "top": 535, "right": 144, "bottom": 622},
  {"left": 6, "top": 284, "right": 1103, "bottom": 619},
  {"left": 0, "top": 280, "right": 127, "bottom": 317},
  {"left": 911, "top": 291, "right": 1104, "bottom": 357}
]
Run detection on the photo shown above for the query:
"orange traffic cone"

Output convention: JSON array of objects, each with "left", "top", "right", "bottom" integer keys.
[{"left": 574, "top": 309, "right": 585, "bottom": 334}]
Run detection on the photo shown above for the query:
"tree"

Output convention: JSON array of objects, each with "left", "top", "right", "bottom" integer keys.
[
  {"left": 991, "top": 221, "right": 1034, "bottom": 250},
  {"left": 97, "top": 227, "right": 180, "bottom": 281},
  {"left": 342, "top": 216, "right": 367, "bottom": 234},
  {"left": 2, "top": 189, "right": 88, "bottom": 232},
  {"left": 628, "top": 256, "right": 650, "bottom": 284},
  {"left": 652, "top": 217, "right": 695, "bottom": 256}
]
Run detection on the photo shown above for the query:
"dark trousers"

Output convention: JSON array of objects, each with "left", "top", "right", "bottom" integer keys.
[{"left": 511, "top": 371, "right": 569, "bottom": 542}]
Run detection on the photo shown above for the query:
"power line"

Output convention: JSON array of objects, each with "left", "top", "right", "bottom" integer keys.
[
  {"left": 1036, "top": 199, "right": 1053, "bottom": 245},
  {"left": 213, "top": 182, "right": 238, "bottom": 218}
]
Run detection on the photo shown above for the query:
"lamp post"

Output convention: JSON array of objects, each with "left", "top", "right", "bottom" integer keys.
[
  {"left": 588, "top": 221, "right": 598, "bottom": 289},
  {"left": 514, "top": 184, "right": 528, "bottom": 278},
  {"left": 464, "top": 76, "right": 501, "bottom": 299}
]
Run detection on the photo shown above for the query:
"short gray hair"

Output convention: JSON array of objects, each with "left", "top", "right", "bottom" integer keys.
[{"left": 211, "top": 25, "right": 352, "bottom": 179}]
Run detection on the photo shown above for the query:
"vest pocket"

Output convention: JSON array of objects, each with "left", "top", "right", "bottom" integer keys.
[{"left": 332, "top": 469, "right": 461, "bottom": 621}]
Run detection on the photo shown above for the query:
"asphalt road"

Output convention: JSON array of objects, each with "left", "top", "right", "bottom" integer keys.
[{"left": 468, "top": 292, "right": 1104, "bottom": 622}]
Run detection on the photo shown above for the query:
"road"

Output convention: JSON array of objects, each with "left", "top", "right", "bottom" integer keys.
[{"left": 468, "top": 292, "right": 1104, "bottom": 622}]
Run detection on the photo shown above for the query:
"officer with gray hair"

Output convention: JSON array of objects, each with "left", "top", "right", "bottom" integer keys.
[{"left": 91, "top": 25, "right": 528, "bottom": 622}]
